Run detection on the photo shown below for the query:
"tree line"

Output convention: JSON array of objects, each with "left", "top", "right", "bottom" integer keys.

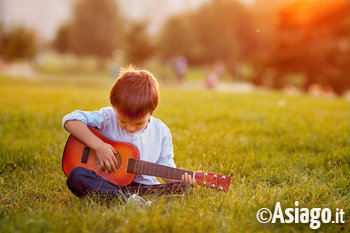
[{"left": 1, "top": 0, "right": 350, "bottom": 94}]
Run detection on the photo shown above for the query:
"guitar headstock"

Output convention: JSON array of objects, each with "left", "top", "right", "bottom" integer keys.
[{"left": 194, "top": 172, "right": 231, "bottom": 192}]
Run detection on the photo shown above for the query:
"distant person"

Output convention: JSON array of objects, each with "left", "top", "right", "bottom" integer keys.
[
  {"left": 205, "top": 69, "right": 219, "bottom": 89},
  {"left": 205, "top": 61, "right": 225, "bottom": 89},
  {"left": 172, "top": 56, "right": 187, "bottom": 83},
  {"left": 62, "top": 66, "right": 197, "bottom": 202},
  {"left": 110, "top": 64, "right": 120, "bottom": 78}
]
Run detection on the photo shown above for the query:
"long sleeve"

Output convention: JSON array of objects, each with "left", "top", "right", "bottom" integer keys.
[
  {"left": 156, "top": 126, "right": 176, "bottom": 168},
  {"left": 62, "top": 108, "right": 108, "bottom": 131}
]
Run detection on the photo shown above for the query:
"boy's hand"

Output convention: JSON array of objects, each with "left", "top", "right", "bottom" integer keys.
[
  {"left": 93, "top": 142, "right": 119, "bottom": 173},
  {"left": 181, "top": 172, "right": 198, "bottom": 186}
]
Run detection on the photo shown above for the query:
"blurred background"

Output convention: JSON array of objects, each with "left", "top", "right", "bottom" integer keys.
[{"left": 1, "top": 0, "right": 350, "bottom": 97}]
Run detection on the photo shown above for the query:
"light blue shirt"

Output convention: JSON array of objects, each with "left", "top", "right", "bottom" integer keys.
[{"left": 62, "top": 107, "right": 176, "bottom": 185}]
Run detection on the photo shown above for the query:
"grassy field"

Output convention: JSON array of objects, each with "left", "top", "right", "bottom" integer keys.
[{"left": 0, "top": 74, "right": 349, "bottom": 233}]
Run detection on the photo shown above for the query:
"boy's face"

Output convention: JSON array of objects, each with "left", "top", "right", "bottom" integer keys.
[{"left": 114, "top": 109, "right": 152, "bottom": 134}]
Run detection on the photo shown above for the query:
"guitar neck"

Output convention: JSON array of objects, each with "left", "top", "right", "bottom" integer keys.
[{"left": 127, "top": 158, "right": 194, "bottom": 180}]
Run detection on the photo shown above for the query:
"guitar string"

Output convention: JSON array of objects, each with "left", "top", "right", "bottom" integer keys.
[
  {"left": 130, "top": 159, "right": 194, "bottom": 180},
  {"left": 89, "top": 150, "right": 194, "bottom": 180}
]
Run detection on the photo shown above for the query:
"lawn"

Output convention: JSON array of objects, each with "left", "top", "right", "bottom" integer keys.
[{"left": 0, "top": 74, "right": 349, "bottom": 233}]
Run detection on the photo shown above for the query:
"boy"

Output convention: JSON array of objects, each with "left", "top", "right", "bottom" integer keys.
[{"left": 62, "top": 66, "right": 196, "bottom": 200}]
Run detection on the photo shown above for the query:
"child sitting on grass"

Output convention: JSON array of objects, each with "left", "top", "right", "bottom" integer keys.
[{"left": 62, "top": 66, "right": 196, "bottom": 201}]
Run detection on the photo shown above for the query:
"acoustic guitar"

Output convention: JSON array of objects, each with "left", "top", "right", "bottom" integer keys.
[{"left": 62, "top": 127, "right": 231, "bottom": 192}]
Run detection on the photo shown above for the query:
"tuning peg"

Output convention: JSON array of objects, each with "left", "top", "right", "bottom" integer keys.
[{"left": 211, "top": 184, "right": 216, "bottom": 188}]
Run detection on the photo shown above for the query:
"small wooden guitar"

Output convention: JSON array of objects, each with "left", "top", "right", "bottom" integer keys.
[{"left": 62, "top": 127, "right": 231, "bottom": 192}]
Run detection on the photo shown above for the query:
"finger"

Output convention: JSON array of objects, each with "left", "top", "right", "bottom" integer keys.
[
  {"left": 101, "top": 161, "right": 107, "bottom": 171},
  {"left": 192, "top": 177, "right": 197, "bottom": 186},
  {"left": 181, "top": 174, "right": 185, "bottom": 182},
  {"left": 188, "top": 174, "right": 195, "bottom": 186},
  {"left": 189, "top": 174, "right": 194, "bottom": 186},
  {"left": 104, "top": 160, "right": 112, "bottom": 172},
  {"left": 188, "top": 174, "right": 193, "bottom": 185},
  {"left": 108, "top": 153, "right": 116, "bottom": 171},
  {"left": 109, "top": 159, "right": 116, "bottom": 172},
  {"left": 112, "top": 148, "right": 118, "bottom": 154},
  {"left": 111, "top": 147, "right": 118, "bottom": 156},
  {"left": 111, "top": 154, "right": 118, "bottom": 171},
  {"left": 193, "top": 178, "right": 197, "bottom": 186},
  {"left": 98, "top": 160, "right": 104, "bottom": 170},
  {"left": 112, "top": 156, "right": 118, "bottom": 171},
  {"left": 184, "top": 173, "right": 189, "bottom": 183}
]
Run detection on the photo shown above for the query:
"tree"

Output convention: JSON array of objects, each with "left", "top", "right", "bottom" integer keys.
[
  {"left": 53, "top": 23, "right": 72, "bottom": 54},
  {"left": 70, "top": 0, "right": 124, "bottom": 65},
  {"left": 260, "top": 0, "right": 350, "bottom": 94},
  {"left": 1, "top": 27, "right": 37, "bottom": 61},
  {"left": 193, "top": 0, "right": 256, "bottom": 63},
  {"left": 123, "top": 22, "right": 155, "bottom": 66},
  {"left": 158, "top": 14, "right": 200, "bottom": 63},
  {"left": 157, "top": 0, "right": 257, "bottom": 65}
]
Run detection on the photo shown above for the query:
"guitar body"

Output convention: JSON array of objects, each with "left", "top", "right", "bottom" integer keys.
[{"left": 62, "top": 127, "right": 139, "bottom": 186}]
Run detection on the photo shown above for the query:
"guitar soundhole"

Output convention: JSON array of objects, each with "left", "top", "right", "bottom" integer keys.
[
  {"left": 114, "top": 150, "right": 122, "bottom": 170},
  {"left": 96, "top": 150, "right": 122, "bottom": 173}
]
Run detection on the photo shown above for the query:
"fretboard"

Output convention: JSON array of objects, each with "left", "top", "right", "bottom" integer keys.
[{"left": 127, "top": 158, "right": 194, "bottom": 180}]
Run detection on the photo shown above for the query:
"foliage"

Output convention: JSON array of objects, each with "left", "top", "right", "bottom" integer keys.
[
  {"left": 158, "top": 14, "right": 200, "bottom": 63},
  {"left": 53, "top": 0, "right": 156, "bottom": 67},
  {"left": 123, "top": 22, "right": 155, "bottom": 66},
  {"left": 0, "top": 27, "right": 37, "bottom": 61},
  {"left": 0, "top": 74, "right": 349, "bottom": 232},
  {"left": 52, "top": 0, "right": 124, "bottom": 63},
  {"left": 158, "top": 0, "right": 257, "bottom": 65},
  {"left": 194, "top": 0, "right": 257, "bottom": 63},
  {"left": 53, "top": 24, "right": 72, "bottom": 54},
  {"left": 253, "top": 0, "right": 350, "bottom": 94}
]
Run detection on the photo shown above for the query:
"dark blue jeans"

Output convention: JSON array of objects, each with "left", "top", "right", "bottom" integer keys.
[{"left": 66, "top": 167, "right": 191, "bottom": 200}]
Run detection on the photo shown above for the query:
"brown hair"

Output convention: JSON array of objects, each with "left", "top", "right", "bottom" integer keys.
[{"left": 110, "top": 66, "right": 159, "bottom": 119}]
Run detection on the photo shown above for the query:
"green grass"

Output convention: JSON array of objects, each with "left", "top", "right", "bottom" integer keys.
[{"left": 0, "top": 74, "right": 349, "bottom": 233}]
